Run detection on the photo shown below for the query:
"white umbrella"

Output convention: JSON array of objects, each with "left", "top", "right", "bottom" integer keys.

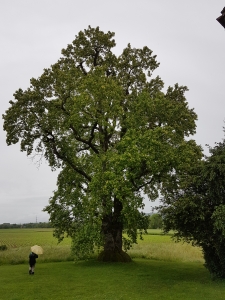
[{"left": 31, "top": 245, "right": 43, "bottom": 255}]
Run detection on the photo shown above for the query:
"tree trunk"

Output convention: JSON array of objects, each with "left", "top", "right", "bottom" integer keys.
[
  {"left": 203, "top": 243, "right": 225, "bottom": 279},
  {"left": 98, "top": 198, "right": 131, "bottom": 262}
]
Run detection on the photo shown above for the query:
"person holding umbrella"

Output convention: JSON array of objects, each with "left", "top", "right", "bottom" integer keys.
[{"left": 29, "top": 245, "right": 43, "bottom": 275}]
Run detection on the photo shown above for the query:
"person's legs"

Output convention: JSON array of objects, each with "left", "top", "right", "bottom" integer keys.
[
  {"left": 29, "top": 264, "right": 35, "bottom": 274},
  {"left": 29, "top": 264, "right": 32, "bottom": 274},
  {"left": 31, "top": 265, "right": 35, "bottom": 274}
]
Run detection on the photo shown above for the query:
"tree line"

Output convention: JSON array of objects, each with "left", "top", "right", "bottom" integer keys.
[{"left": 0, "top": 222, "right": 52, "bottom": 229}]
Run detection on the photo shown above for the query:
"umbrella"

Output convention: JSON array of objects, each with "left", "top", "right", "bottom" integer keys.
[{"left": 31, "top": 245, "right": 43, "bottom": 255}]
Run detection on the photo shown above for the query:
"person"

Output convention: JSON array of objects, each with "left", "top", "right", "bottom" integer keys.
[{"left": 29, "top": 252, "right": 38, "bottom": 275}]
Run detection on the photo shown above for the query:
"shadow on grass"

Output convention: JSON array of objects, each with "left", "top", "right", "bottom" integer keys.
[{"left": 77, "top": 258, "right": 208, "bottom": 283}]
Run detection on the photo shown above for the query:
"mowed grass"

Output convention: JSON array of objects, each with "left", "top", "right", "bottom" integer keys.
[
  {"left": 0, "top": 228, "right": 224, "bottom": 299},
  {"left": 1, "top": 259, "right": 225, "bottom": 300}
]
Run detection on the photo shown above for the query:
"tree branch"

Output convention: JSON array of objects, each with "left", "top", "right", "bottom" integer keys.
[
  {"left": 57, "top": 97, "right": 99, "bottom": 154},
  {"left": 94, "top": 48, "right": 99, "bottom": 66},
  {"left": 70, "top": 124, "right": 99, "bottom": 154},
  {"left": 45, "top": 131, "right": 92, "bottom": 182},
  {"left": 77, "top": 61, "right": 87, "bottom": 75}
]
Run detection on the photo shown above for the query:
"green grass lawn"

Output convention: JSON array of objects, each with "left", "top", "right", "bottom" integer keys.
[
  {"left": 1, "top": 259, "right": 225, "bottom": 300},
  {"left": 0, "top": 228, "right": 219, "bottom": 299}
]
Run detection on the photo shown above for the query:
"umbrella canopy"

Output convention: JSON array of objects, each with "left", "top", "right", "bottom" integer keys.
[{"left": 31, "top": 245, "right": 43, "bottom": 255}]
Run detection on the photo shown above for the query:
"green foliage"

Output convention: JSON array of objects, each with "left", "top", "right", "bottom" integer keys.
[
  {"left": 148, "top": 213, "right": 163, "bottom": 229},
  {"left": 3, "top": 26, "right": 202, "bottom": 259},
  {"left": 159, "top": 140, "right": 225, "bottom": 279}
]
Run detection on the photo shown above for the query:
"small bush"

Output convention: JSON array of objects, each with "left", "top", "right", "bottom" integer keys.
[{"left": 0, "top": 245, "right": 7, "bottom": 251}]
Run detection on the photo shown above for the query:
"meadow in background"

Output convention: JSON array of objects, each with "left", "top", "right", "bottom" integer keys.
[{"left": 0, "top": 228, "right": 203, "bottom": 265}]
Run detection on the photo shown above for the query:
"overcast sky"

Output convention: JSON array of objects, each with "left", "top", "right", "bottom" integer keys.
[{"left": 0, "top": 0, "right": 225, "bottom": 224}]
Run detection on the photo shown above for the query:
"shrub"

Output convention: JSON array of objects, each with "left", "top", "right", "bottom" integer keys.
[{"left": 0, "top": 245, "right": 7, "bottom": 251}]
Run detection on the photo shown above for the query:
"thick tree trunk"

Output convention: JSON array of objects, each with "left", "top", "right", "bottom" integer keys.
[{"left": 98, "top": 198, "right": 131, "bottom": 262}]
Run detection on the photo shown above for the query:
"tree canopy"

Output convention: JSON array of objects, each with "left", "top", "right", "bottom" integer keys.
[
  {"left": 159, "top": 139, "right": 225, "bottom": 278},
  {"left": 2, "top": 26, "right": 202, "bottom": 261}
]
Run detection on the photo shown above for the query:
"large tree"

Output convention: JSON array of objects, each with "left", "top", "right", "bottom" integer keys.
[
  {"left": 3, "top": 26, "right": 202, "bottom": 261},
  {"left": 159, "top": 139, "right": 225, "bottom": 278}
]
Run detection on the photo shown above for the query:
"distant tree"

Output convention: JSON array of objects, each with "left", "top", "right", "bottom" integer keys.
[
  {"left": 148, "top": 213, "right": 163, "bottom": 229},
  {"left": 159, "top": 140, "right": 225, "bottom": 279},
  {"left": 3, "top": 26, "right": 202, "bottom": 261}
]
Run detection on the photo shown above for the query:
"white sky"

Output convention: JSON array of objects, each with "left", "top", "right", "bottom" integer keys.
[{"left": 0, "top": 0, "right": 225, "bottom": 223}]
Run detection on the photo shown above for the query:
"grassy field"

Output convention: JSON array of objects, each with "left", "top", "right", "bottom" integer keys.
[
  {"left": 0, "top": 228, "right": 72, "bottom": 265},
  {"left": 1, "top": 228, "right": 223, "bottom": 300},
  {"left": 0, "top": 228, "right": 203, "bottom": 265},
  {"left": 0, "top": 228, "right": 70, "bottom": 247}
]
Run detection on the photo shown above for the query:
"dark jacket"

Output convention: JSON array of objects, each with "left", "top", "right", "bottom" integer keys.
[{"left": 29, "top": 252, "right": 38, "bottom": 265}]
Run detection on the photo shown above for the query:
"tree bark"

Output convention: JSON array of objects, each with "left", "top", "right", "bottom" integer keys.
[{"left": 98, "top": 198, "right": 131, "bottom": 262}]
